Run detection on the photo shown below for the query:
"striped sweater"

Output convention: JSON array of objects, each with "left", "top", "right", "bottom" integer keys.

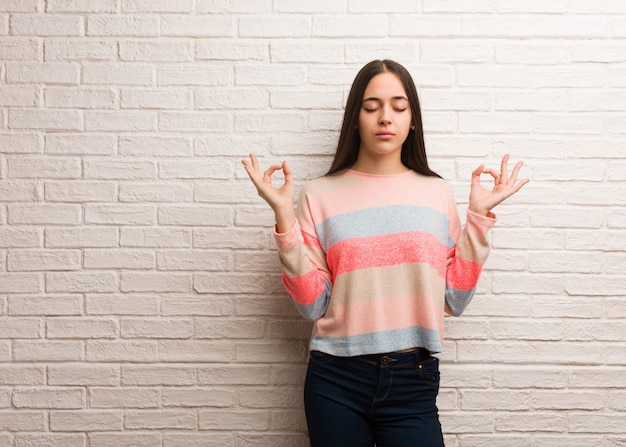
[{"left": 274, "top": 169, "right": 495, "bottom": 357}]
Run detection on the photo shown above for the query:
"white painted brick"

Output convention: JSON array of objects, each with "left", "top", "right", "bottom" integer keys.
[
  {"left": 87, "top": 15, "right": 159, "bottom": 36},
  {"left": 8, "top": 295, "right": 82, "bottom": 316},
  {"left": 45, "top": 181, "right": 116, "bottom": 202},
  {"left": 162, "top": 295, "right": 233, "bottom": 316},
  {"left": 13, "top": 340, "right": 84, "bottom": 362},
  {"left": 89, "top": 387, "right": 160, "bottom": 408},
  {"left": 0, "top": 228, "right": 41, "bottom": 248},
  {"left": 463, "top": 16, "right": 607, "bottom": 38},
  {"left": 120, "top": 272, "right": 192, "bottom": 292},
  {"left": 532, "top": 65, "right": 608, "bottom": 88},
  {"left": 12, "top": 387, "right": 85, "bottom": 409},
  {"left": 89, "top": 433, "right": 162, "bottom": 447},
  {"left": 47, "top": 318, "right": 118, "bottom": 339},
  {"left": 8, "top": 204, "right": 81, "bottom": 225},
  {"left": 158, "top": 160, "right": 232, "bottom": 180},
  {"left": 125, "top": 409, "right": 196, "bottom": 429},
  {"left": 157, "top": 250, "right": 231, "bottom": 271},
  {"left": 424, "top": 0, "right": 494, "bottom": 13},
  {"left": 195, "top": 38, "right": 266, "bottom": 61},
  {"left": 47, "top": 364, "right": 120, "bottom": 386},
  {"left": 197, "top": 0, "right": 271, "bottom": 13},
  {"left": 498, "top": 0, "right": 568, "bottom": 13},
  {"left": 83, "top": 160, "right": 155, "bottom": 180},
  {"left": 123, "top": 0, "right": 194, "bottom": 12},
  {"left": 422, "top": 41, "right": 494, "bottom": 63},
  {"left": 0, "top": 411, "right": 45, "bottom": 431},
  {"left": 158, "top": 340, "right": 232, "bottom": 362},
  {"left": 239, "top": 16, "right": 310, "bottom": 38},
  {"left": 45, "top": 133, "right": 115, "bottom": 155},
  {"left": 0, "top": 85, "right": 38, "bottom": 107},
  {"left": 199, "top": 409, "right": 270, "bottom": 431},
  {"left": 82, "top": 63, "right": 154, "bottom": 85},
  {"left": 46, "top": 272, "right": 117, "bottom": 293},
  {"left": 160, "top": 15, "right": 236, "bottom": 37},
  {"left": 0, "top": 133, "right": 42, "bottom": 154},
  {"left": 459, "top": 65, "right": 532, "bottom": 88},
  {"left": 194, "top": 228, "right": 268, "bottom": 249},
  {"left": 312, "top": 15, "right": 386, "bottom": 37},
  {"left": 8, "top": 249, "right": 81, "bottom": 271},
  {"left": 235, "top": 111, "right": 306, "bottom": 132},
  {"left": 122, "top": 87, "right": 191, "bottom": 110},
  {"left": 119, "top": 182, "right": 193, "bottom": 202},
  {"left": 570, "top": 0, "right": 626, "bottom": 13},
  {"left": 86, "top": 340, "right": 158, "bottom": 362},
  {"left": 86, "top": 294, "right": 160, "bottom": 316},
  {"left": 345, "top": 41, "right": 419, "bottom": 65},
  {"left": 0, "top": 180, "right": 38, "bottom": 201},
  {"left": 2, "top": 0, "right": 39, "bottom": 12},
  {"left": 46, "top": 0, "right": 118, "bottom": 13},
  {"left": 390, "top": 16, "right": 461, "bottom": 37},
  {"left": 50, "top": 410, "right": 123, "bottom": 432},
  {"left": 45, "top": 87, "right": 117, "bottom": 109},
  {"left": 45, "top": 227, "right": 118, "bottom": 248},
  {"left": 85, "top": 204, "right": 156, "bottom": 225},
  {"left": 45, "top": 38, "right": 117, "bottom": 61},
  {"left": 158, "top": 64, "right": 233, "bottom": 86},
  {"left": 0, "top": 318, "right": 41, "bottom": 338},
  {"left": 10, "top": 14, "right": 84, "bottom": 36},
  {"left": 159, "top": 111, "right": 231, "bottom": 132},
  {"left": 8, "top": 157, "right": 81, "bottom": 179},
  {"left": 121, "top": 318, "right": 193, "bottom": 338},
  {"left": 496, "top": 90, "right": 567, "bottom": 111},
  {"left": 122, "top": 365, "right": 197, "bottom": 385},
  {"left": 120, "top": 40, "right": 193, "bottom": 62},
  {"left": 14, "top": 434, "right": 86, "bottom": 447},
  {"left": 196, "top": 87, "right": 268, "bottom": 110},
  {"left": 120, "top": 228, "right": 191, "bottom": 248},
  {"left": 236, "top": 65, "right": 307, "bottom": 86},
  {"left": 158, "top": 205, "right": 231, "bottom": 226},
  {"left": 0, "top": 365, "right": 46, "bottom": 385},
  {"left": 84, "top": 249, "right": 156, "bottom": 269},
  {"left": 274, "top": 0, "right": 345, "bottom": 13},
  {"left": 119, "top": 135, "right": 192, "bottom": 156},
  {"left": 85, "top": 110, "right": 157, "bottom": 132},
  {"left": 9, "top": 109, "right": 82, "bottom": 131},
  {"left": 0, "top": 37, "right": 39, "bottom": 60}
]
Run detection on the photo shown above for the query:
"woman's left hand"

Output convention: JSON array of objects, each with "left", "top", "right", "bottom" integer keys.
[{"left": 468, "top": 154, "right": 529, "bottom": 216}]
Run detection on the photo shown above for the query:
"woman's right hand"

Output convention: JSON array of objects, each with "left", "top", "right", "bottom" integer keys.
[{"left": 241, "top": 153, "right": 296, "bottom": 233}]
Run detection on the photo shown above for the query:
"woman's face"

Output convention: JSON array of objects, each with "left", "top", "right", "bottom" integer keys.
[{"left": 356, "top": 72, "right": 413, "bottom": 171}]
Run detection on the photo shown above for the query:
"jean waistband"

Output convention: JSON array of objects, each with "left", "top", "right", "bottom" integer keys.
[{"left": 354, "top": 348, "right": 432, "bottom": 367}]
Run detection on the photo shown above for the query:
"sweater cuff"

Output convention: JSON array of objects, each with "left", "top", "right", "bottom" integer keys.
[
  {"left": 466, "top": 209, "right": 496, "bottom": 235},
  {"left": 273, "top": 219, "right": 303, "bottom": 252}
]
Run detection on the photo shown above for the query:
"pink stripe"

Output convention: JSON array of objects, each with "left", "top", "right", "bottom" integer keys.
[
  {"left": 283, "top": 270, "right": 326, "bottom": 306},
  {"left": 326, "top": 232, "right": 447, "bottom": 279},
  {"left": 313, "top": 294, "right": 444, "bottom": 338},
  {"left": 302, "top": 230, "right": 321, "bottom": 249},
  {"left": 308, "top": 175, "right": 451, "bottom": 222},
  {"left": 446, "top": 257, "right": 483, "bottom": 290}
]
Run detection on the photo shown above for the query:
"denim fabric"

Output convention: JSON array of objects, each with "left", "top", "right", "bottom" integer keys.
[{"left": 304, "top": 350, "right": 445, "bottom": 447}]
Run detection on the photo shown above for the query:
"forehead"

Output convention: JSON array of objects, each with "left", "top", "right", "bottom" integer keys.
[{"left": 363, "top": 72, "right": 407, "bottom": 99}]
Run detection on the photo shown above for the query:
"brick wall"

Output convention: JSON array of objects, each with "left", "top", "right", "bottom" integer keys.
[{"left": 0, "top": 1, "right": 625, "bottom": 446}]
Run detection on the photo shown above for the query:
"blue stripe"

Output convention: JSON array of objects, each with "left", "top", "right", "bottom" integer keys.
[
  {"left": 310, "top": 326, "right": 443, "bottom": 358},
  {"left": 290, "top": 280, "right": 332, "bottom": 322},
  {"left": 444, "top": 285, "right": 477, "bottom": 316},
  {"left": 316, "top": 205, "right": 453, "bottom": 252}
]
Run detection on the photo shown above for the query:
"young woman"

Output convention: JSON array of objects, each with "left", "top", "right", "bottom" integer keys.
[{"left": 242, "top": 60, "right": 528, "bottom": 447}]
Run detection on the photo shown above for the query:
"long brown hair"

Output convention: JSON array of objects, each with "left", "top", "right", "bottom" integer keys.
[{"left": 326, "top": 60, "right": 440, "bottom": 178}]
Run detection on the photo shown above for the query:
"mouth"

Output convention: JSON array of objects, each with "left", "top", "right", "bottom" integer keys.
[{"left": 375, "top": 132, "right": 395, "bottom": 140}]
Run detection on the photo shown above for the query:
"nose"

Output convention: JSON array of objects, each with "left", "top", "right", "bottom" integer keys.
[{"left": 379, "top": 106, "right": 392, "bottom": 125}]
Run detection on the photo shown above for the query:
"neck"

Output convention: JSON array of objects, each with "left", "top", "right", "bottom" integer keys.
[{"left": 351, "top": 154, "right": 409, "bottom": 175}]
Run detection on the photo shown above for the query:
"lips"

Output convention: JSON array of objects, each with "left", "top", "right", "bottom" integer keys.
[{"left": 375, "top": 131, "right": 395, "bottom": 140}]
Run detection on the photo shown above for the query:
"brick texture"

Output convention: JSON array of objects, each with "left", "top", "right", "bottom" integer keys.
[{"left": 0, "top": 2, "right": 624, "bottom": 446}]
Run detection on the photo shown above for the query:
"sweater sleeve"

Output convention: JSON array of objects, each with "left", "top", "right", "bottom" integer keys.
[
  {"left": 444, "top": 201, "right": 496, "bottom": 317},
  {"left": 273, "top": 190, "right": 332, "bottom": 321}
]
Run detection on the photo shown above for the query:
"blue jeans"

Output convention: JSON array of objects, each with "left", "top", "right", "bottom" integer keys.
[{"left": 304, "top": 350, "right": 445, "bottom": 447}]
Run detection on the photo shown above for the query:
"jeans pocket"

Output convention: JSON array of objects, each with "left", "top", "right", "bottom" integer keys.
[
  {"left": 309, "top": 350, "right": 336, "bottom": 366},
  {"left": 416, "top": 357, "right": 440, "bottom": 386}
]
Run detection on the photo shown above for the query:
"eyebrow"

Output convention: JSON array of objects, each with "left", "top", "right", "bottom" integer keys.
[{"left": 362, "top": 96, "right": 408, "bottom": 102}]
